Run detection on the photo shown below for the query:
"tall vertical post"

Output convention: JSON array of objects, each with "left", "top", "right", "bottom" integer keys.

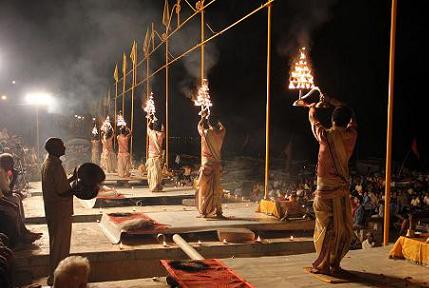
[
  {"left": 165, "top": 35, "right": 170, "bottom": 169},
  {"left": 200, "top": 1, "right": 205, "bottom": 86},
  {"left": 146, "top": 51, "right": 150, "bottom": 162},
  {"left": 36, "top": 106, "right": 40, "bottom": 163},
  {"left": 107, "top": 88, "right": 111, "bottom": 116},
  {"left": 263, "top": 3, "right": 272, "bottom": 200},
  {"left": 176, "top": 0, "right": 181, "bottom": 28},
  {"left": 383, "top": 0, "right": 397, "bottom": 246},
  {"left": 130, "top": 42, "right": 137, "bottom": 167},
  {"left": 122, "top": 53, "right": 127, "bottom": 115},
  {"left": 114, "top": 81, "right": 118, "bottom": 149}
]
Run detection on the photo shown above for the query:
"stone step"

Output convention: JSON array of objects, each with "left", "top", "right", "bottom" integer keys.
[{"left": 14, "top": 223, "right": 314, "bottom": 285}]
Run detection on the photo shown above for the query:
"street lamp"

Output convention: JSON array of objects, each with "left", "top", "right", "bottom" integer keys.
[
  {"left": 25, "top": 92, "right": 54, "bottom": 162},
  {"left": 1, "top": 95, "right": 7, "bottom": 101}
]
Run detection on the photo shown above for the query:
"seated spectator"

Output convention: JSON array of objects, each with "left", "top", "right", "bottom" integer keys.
[
  {"left": 353, "top": 197, "right": 366, "bottom": 228},
  {"left": 362, "top": 232, "right": 376, "bottom": 249},
  {"left": 0, "top": 153, "right": 41, "bottom": 246},
  {"left": 53, "top": 256, "right": 90, "bottom": 288},
  {"left": 0, "top": 233, "right": 13, "bottom": 288}
]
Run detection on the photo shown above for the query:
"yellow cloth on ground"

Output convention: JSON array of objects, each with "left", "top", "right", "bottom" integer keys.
[
  {"left": 389, "top": 235, "right": 429, "bottom": 266},
  {"left": 257, "top": 199, "right": 282, "bottom": 218}
]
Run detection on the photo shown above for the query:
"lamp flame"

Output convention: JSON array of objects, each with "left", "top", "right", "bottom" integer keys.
[
  {"left": 117, "top": 112, "right": 127, "bottom": 127},
  {"left": 101, "top": 116, "right": 112, "bottom": 133},
  {"left": 288, "top": 47, "right": 315, "bottom": 90},
  {"left": 144, "top": 92, "right": 158, "bottom": 123},
  {"left": 92, "top": 124, "right": 98, "bottom": 136},
  {"left": 194, "top": 79, "right": 213, "bottom": 119}
]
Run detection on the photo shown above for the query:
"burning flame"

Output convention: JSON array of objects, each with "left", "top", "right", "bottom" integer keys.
[
  {"left": 288, "top": 47, "right": 315, "bottom": 90},
  {"left": 101, "top": 116, "right": 112, "bottom": 133},
  {"left": 144, "top": 92, "right": 158, "bottom": 123},
  {"left": 92, "top": 124, "right": 98, "bottom": 136},
  {"left": 117, "top": 112, "right": 127, "bottom": 127},
  {"left": 194, "top": 79, "right": 213, "bottom": 119}
]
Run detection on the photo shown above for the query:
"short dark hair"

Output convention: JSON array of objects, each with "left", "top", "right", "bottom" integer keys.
[
  {"left": 153, "top": 120, "right": 162, "bottom": 132},
  {"left": 209, "top": 115, "right": 222, "bottom": 130},
  {"left": 120, "top": 126, "right": 128, "bottom": 135},
  {"left": 0, "top": 153, "right": 14, "bottom": 170},
  {"left": 44, "top": 137, "right": 63, "bottom": 154},
  {"left": 332, "top": 106, "right": 352, "bottom": 127}
]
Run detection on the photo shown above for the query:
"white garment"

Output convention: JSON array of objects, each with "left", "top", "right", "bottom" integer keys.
[{"left": 362, "top": 239, "right": 375, "bottom": 249}]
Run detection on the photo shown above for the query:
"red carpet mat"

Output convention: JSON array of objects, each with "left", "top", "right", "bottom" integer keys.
[
  {"left": 107, "top": 212, "right": 169, "bottom": 234},
  {"left": 161, "top": 259, "right": 255, "bottom": 288}
]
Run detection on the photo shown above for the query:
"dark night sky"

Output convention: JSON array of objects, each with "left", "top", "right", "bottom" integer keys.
[{"left": 0, "top": 0, "right": 426, "bottom": 168}]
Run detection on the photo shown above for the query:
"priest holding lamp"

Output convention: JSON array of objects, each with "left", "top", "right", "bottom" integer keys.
[{"left": 307, "top": 96, "right": 357, "bottom": 275}]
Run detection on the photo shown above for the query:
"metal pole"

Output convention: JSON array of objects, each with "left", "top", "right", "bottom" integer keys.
[
  {"left": 114, "top": 81, "right": 118, "bottom": 150},
  {"left": 146, "top": 53, "right": 150, "bottom": 162},
  {"left": 122, "top": 55, "right": 127, "bottom": 115},
  {"left": 200, "top": 1, "right": 205, "bottom": 85},
  {"left": 165, "top": 37, "right": 170, "bottom": 170},
  {"left": 383, "top": 0, "right": 397, "bottom": 246},
  {"left": 107, "top": 88, "right": 111, "bottom": 116},
  {"left": 36, "top": 106, "right": 40, "bottom": 163},
  {"left": 131, "top": 53, "right": 136, "bottom": 167},
  {"left": 263, "top": 3, "right": 272, "bottom": 200}
]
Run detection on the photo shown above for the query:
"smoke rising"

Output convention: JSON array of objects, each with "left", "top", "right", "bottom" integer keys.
[
  {"left": 0, "top": 0, "right": 158, "bottom": 114},
  {"left": 277, "top": 0, "right": 338, "bottom": 57}
]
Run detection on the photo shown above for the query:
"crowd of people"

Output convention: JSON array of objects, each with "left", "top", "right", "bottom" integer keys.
[{"left": 0, "top": 128, "right": 39, "bottom": 184}]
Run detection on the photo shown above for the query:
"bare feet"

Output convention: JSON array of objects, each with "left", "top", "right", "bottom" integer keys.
[
  {"left": 331, "top": 266, "right": 347, "bottom": 275},
  {"left": 310, "top": 267, "right": 331, "bottom": 275}
]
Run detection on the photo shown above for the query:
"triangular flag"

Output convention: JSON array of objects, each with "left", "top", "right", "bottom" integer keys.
[
  {"left": 113, "top": 64, "right": 119, "bottom": 82},
  {"left": 130, "top": 40, "right": 137, "bottom": 65},
  {"left": 122, "top": 52, "right": 127, "bottom": 75},
  {"left": 162, "top": 0, "right": 170, "bottom": 27},
  {"left": 143, "top": 28, "right": 150, "bottom": 55}
]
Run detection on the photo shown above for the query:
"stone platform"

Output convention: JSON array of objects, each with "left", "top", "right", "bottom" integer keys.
[
  {"left": 79, "top": 186, "right": 195, "bottom": 208},
  {"left": 31, "top": 246, "right": 429, "bottom": 287},
  {"left": 104, "top": 171, "right": 147, "bottom": 183},
  {"left": 17, "top": 182, "right": 315, "bottom": 285}
]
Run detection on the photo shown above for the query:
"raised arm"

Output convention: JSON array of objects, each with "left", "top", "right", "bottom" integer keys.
[{"left": 308, "top": 105, "right": 326, "bottom": 142}]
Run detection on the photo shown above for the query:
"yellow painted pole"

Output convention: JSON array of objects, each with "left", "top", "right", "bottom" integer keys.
[
  {"left": 200, "top": 1, "right": 205, "bottom": 86},
  {"left": 122, "top": 53, "right": 127, "bottom": 115},
  {"left": 176, "top": 0, "right": 181, "bottom": 27},
  {"left": 383, "top": 0, "right": 397, "bottom": 246},
  {"left": 165, "top": 35, "right": 170, "bottom": 169},
  {"left": 107, "top": 88, "right": 111, "bottom": 116},
  {"left": 263, "top": 3, "right": 272, "bottom": 200},
  {"left": 146, "top": 51, "right": 150, "bottom": 162},
  {"left": 130, "top": 43, "right": 137, "bottom": 167},
  {"left": 114, "top": 81, "right": 118, "bottom": 150}
]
